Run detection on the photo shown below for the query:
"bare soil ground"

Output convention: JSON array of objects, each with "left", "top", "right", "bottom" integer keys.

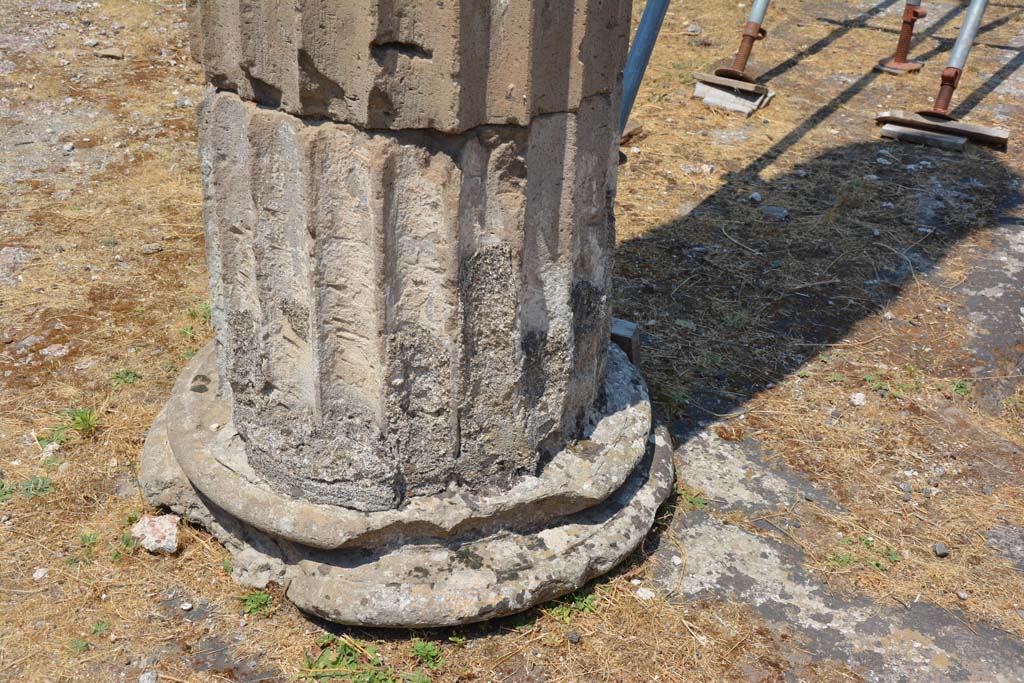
[{"left": 1, "top": 1, "right": 1023, "bottom": 682}]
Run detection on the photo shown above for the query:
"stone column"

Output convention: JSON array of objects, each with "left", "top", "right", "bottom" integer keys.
[{"left": 142, "top": 0, "right": 672, "bottom": 627}]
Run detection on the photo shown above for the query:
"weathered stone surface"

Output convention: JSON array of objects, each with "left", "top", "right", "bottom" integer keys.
[
  {"left": 148, "top": 2, "right": 660, "bottom": 627},
  {"left": 199, "top": 89, "right": 620, "bottom": 512},
  {"left": 185, "top": 0, "right": 632, "bottom": 132},
  {"left": 143, "top": 380, "right": 673, "bottom": 626},
  {"left": 131, "top": 514, "right": 181, "bottom": 554},
  {"left": 147, "top": 341, "right": 650, "bottom": 550}
]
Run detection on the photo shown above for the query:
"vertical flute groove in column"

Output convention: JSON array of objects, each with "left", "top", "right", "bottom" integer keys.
[{"left": 143, "top": 0, "right": 673, "bottom": 627}]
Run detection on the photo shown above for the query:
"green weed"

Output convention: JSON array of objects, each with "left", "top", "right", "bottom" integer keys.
[
  {"left": 20, "top": 476, "right": 52, "bottom": 499},
  {"left": 545, "top": 587, "right": 597, "bottom": 624},
  {"left": 188, "top": 301, "right": 212, "bottom": 324},
  {"left": 36, "top": 426, "right": 70, "bottom": 447},
  {"left": 410, "top": 639, "right": 444, "bottom": 671},
  {"left": 63, "top": 408, "right": 99, "bottom": 436},
  {"left": 111, "top": 369, "right": 141, "bottom": 387},
  {"left": 951, "top": 380, "right": 972, "bottom": 397},
  {"left": 242, "top": 591, "right": 272, "bottom": 616},
  {"left": 300, "top": 637, "right": 397, "bottom": 681},
  {"left": 110, "top": 531, "right": 138, "bottom": 562}
]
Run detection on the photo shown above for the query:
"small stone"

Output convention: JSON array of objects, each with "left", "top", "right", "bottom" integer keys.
[
  {"left": 94, "top": 47, "right": 124, "bottom": 59},
  {"left": 140, "top": 243, "right": 163, "bottom": 255},
  {"left": 899, "top": 482, "right": 911, "bottom": 493},
  {"left": 956, "top": 590, "right": 969, "bottom": 600},
  {"left": 883, "top": 311, "right": 896, "bottom": 321},
  {"left": 84, "top": 38, "right": 99, "bottom": 48},
  {"left": 850, "top": 392, "right": 866, "bottom": 407},
  {"left": 173, "top": 97, "right": 193, "bottom": 109},
  {"left": 566, "top": 631, "right": 581, "bottom": 644},
  {"left": 62, "top": 142, "right": 75, "bottom": 153},
  {"left": 685, "top": 23, "right": 702, "bottom": 35},
  {"left": 748, "top": 191, "right": 763, "bottom": 203},
  {"left": 635, "top": 587, "right": 656, "bottom": 601},
  {"left": 761, "top": 205, "right": 789, "bottom": 221},
  {"left": 803, "top": 491, "right": 815, "bottom": 502},
  {"left": 902, "top": 492, "right": 912, "bottom": 502},
  {"left": 131, "top": 514, "right": 180, "bottom": 554},
  {"left": 795, "top": 168, "right": 809, "bottom": 178},
  {"left": 180, "top": 602, "right": 193, "bottom": 611},
  {"left": 32, "top": 567, "right": 48, "bottom": 581},
  {"left": 139, "top": 673, "right": 158, "bottom": 683},
  {"left": 671, "top": 555, "right": 683, "bottom": 566},
  {"left": 982, "top": 486, "right": 993, "bottom": 495},
  {"left": 863, "top": 174, "right": 880, "bottom": 181},
  {"left": 39, "top": 344, "right": 69, "bottom": 359},
  {"left": 933, "top": 543, "right": 950, "bottom": 558},
  {"left": 209, "top": 423, "right": 220, "bottom": 432},
  {"left": 876, "top": 157, "right": 892, "bottom": 166}
]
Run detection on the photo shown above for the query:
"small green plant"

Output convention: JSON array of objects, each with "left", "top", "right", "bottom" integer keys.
[
  {"left": 68, "top": 530, "right": 99, "bottom": 566},
  {"left": 545, "top": 587, "right": 597, "bottom": 624},
  {"left": 70, "top": 638, "right": 90, "bottom": 655},
  {"left": 700, "top": 351, "right": 726, "bottom": 370},
  {"left": 829, "top": 552, "right": 855, "bottom": 567},
  {"left": 181, "top": 348, "right": 198, "bottom": 359},
  {"left": 300, "top": 636, "right": 397, "bottom": 681},
  {"left": 125, "top": 512, "right": 140, "bottom": 526},
  {"left": 242, "top": 591, "right": 272, "bottom": 616},
  {"left": 410, "top": 639, "right": 444, "bottom": 671},
  {"left": 863, "top": 373, "right": 886, "bottom": 392},
  {"left": 796, "top": 369, "right": 811, "bottom": 379},
  {"left": 41, "top": 456, "right": 62, "bottom": 470},
  {"left": 0, "top": 480, "right": 14, "bottom": 504},
  {"left": 37, "top": 426, "right": 70, "bottom": 447},
  {"left": 63, "top": 408, "right": 100, "bottom": 436},
  {"left": 825, "top": 373, "right": 846, "bottom": 383},
  {"left": 830, "top": 536, "right": 900, "bottom": 573},
  {"left": 222, "top": 558, "right": 233, "bottom": 574},
  {"left": 951, "top": 380, "right": 972, "bottom": 397},
  {"left": 188, "top": 301, "right": 212, "bottom": 324},
  {"left": 131, "top": 305, "right": 145, "bottom": 315},
  {"left": 91, "top": 620, "right": 110, "bottom": 636},
  {"left": 667, "top": 388, "right": 691, "bottom": 408},
  {"left": 723, "top": 310, "right": 748, "bottom": 329},
  {"left": 179, "top": 325, "right": 196, "bottom": 341},
  {"left": 679, "top": 489, "right": 704, "bottom": 509},
  {"left": 447, "top": 634, "right": 466, "bottom": 647},
  {"left": 404, "top": 670, "right": 431, "bottom": 683},
  {"left": 111, "top": 369, "right": 141, "bottom": 387},
  {"left": 20, "top": 476, "right": 53, "bottom": 499},
  {"left": 110, "top": 531, "right": 139, "bottom": 562}
]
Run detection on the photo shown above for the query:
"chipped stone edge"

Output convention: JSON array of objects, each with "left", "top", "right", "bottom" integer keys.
[
  {"left": 142, "top": 402, "right": 672, "bottom": 626},
  {"left": 149, "top": 342, "right": 651, "bottom": 551}
]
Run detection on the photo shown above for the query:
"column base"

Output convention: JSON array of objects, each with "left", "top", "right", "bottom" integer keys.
[{"left": 141, "top": 344, "right": 673, "bottom": 627}]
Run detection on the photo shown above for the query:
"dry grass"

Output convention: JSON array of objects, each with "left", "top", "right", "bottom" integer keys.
[{"left": 2, "top": 0, "right": 1023, "bottom": 681}]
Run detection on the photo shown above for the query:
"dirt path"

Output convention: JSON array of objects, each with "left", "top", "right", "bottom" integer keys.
[{"left": 2, "top": 1, "right": 1023, "bottom": 681}]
